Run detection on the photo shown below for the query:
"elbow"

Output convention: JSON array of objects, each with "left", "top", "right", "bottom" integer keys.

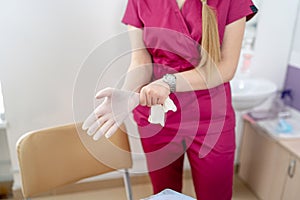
[
  {"left": 216, "top": 71, "right": 234, "bottom": 85},
  {"left": 224, "top": 72, "right": 235, "bottom": 83},
  {"left": 216, "top": 55, "right": 239, "bottom": 83},
  {"left": 220, "top": 62, "right": 237, "bottom": 83}
]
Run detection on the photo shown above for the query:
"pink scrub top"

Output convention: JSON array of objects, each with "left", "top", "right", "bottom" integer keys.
[{"left": 122, "top": 0, "right": 257, "bottom": 135}]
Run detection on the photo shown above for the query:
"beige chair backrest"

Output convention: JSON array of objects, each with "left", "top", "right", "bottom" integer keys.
[{"left": 17, "top": 123, "right": 132, "bottom": 198}]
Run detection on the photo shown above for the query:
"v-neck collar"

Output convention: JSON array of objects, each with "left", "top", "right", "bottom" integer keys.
[
  {"left": 174, "top": 0, "right": 188, "bottom": 12},
  {"left": 172, "top": 0, "right": 192, "bottom": 36}
]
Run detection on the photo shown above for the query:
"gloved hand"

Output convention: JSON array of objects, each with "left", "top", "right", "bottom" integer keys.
[
  {"left": 82, "top": 87, "right": 177, "bottom": 140},
  {"left": 82, "top": 87, "right": 139, "bottom": 140}
]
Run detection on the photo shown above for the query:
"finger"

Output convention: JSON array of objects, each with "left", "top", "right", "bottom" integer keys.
[
  {"left": 82, "top": 102, "right": 107, "bottom": 130},
  {"left": 87, "top": 114, "right": 110, "bottom": 136},
  {"left": 151, "top": 97, "right": 155, "bottom": 106},
  {"left": 105, "top": 123, "right": 119, "bottom": 139},
  {"left": 157, "top": 97, "right": 164, "bottom": 105},
  {"left": 82, "top": 112, "right": 98, "bottom": 130},
  {"left": 156, "top": 97, "right": 161, "bottom": 105},
  {"left": 94, "top": 100, "right": 108, "bottom": 116},
  {"left": 82, "top": 99, "right": 108, "bottom": 130},
  {"left": 95, "top": 87, "right": 114, "bottom": 99},
  {"left": 146, "top": 93, "right": 152, "bottom": 107},
  {"left": 152, "top": 97, "right": 159, "bottom": 105},
  {"left": 140, "top": 90, "right": 147, "bottom": 106},
  {"left": 93, "top": 119, "right": 114, "bottom": 141}
]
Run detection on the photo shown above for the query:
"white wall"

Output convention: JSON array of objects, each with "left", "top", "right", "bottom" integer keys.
[
  {"left": 0, "top": 0, "right": 143, "bottom": 189},
  {"left": 0, "top": 128, "right": 13, "bottom": 182},
  {"left": 290, "top": 6, "right": 300, "bottom": 68},
  {"left": 250, "top": 0, "right": 300, "bottom": 88},
  {"left": 0, "top": 129, "right": 10, "bottom": 162}
]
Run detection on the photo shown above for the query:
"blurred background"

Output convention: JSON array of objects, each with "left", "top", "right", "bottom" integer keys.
[{"left": 1, "top": 0, "right": 300, "bottom": 199}]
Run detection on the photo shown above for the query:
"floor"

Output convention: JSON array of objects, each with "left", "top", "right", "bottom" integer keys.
[{"left": 27, "top": 175, "right": 258, "bottom": 200}]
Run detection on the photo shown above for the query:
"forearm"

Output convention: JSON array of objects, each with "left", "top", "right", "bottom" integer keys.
[
  {"left": 173, "top": 60, "right": 236, "bottom": 92},
  {"left": 121, "top": 62, "right": 153, "bottom": 92},
  {"left": 122, "top": 26, "right": 153, "bottom": 92},
  {"left": 170, "top": 18, "right": 245, "bottom": 92}
]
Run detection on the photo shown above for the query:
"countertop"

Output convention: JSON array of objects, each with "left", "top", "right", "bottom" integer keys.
[
  {"left": 244, "top": 107, "right": 300, "bottom": 160},
  {"left": 256, "top": 107, "right": 300, "bottom": 139}
]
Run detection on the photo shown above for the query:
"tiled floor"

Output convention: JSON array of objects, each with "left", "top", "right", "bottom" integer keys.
[{"left": 30, "top": 175, "right": 258, "bottom": 200}]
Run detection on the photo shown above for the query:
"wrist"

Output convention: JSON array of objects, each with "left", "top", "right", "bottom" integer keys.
[
  {"left": 162, "top": 73, "right": 177, "bottom": 93},
  {"left": 155, "top": 79, "right": 170, "bottom": 91}
]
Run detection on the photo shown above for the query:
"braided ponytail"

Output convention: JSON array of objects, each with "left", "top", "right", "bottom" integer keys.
[{"left": 200, "top": 0, "right": 221, "bottom": 79}]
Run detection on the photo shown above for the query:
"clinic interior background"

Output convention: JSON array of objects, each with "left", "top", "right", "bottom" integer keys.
[{"left": 0, "top": 0, "right": 300, "bottom": 191}]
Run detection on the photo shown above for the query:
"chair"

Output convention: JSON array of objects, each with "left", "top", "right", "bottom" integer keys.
[{"left": 16, "top": 123, "right": 133, "bottom": 199}]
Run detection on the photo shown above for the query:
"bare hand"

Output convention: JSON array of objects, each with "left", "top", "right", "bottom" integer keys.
[{"left": 140, "top": 80, "right": 170, "bottom": 107}]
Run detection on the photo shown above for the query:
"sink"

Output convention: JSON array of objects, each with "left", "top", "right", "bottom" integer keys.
[{"left": 230, "top": 78, "right": 277, "bottom": 111}]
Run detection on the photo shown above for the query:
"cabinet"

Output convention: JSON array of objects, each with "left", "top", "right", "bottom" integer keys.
[
  {"left": 281, "top": 158, "right": 300, "bottom": 199},
  {"left": 238, "top": 121, "right": 300, "bottom": 200}
]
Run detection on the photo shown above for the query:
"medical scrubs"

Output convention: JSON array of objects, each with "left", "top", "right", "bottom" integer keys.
[{"left": 122, "top": 0, "right": 257, "bottom": 199}]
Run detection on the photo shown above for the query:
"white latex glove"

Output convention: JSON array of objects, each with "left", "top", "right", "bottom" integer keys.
[
  {"left": 82, "top": 87, "right": 177, "bottom": 140},
  {"left": 148, "top": 97, "right": 177, "bottom": 126},
  {"left": 82, "top": 88, "right": 139, "bottom": 140}
]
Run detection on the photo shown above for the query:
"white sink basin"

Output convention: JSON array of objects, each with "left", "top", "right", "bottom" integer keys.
[{"left": 230, "top": 78, "right": 277, "bottom": 111}]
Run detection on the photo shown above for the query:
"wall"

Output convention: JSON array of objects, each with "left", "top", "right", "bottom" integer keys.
[
  {"left": 0, "top": 128, "right": 12, "bottom": 182},
  {"left": 284, "top": 66, "right": 300, "bottom": 111},
  {"left": 0, "top": 129, "right": 10, "bottom": 162},
  {"left": 0, "top": 83, "right": 11, "bottom": 182},
  {"left": 0, "top": 0, "right": 146, "bottom": 190},
  {"left": 250, "top": 0, "right": 300, "bottom": 89},
  {"left": 284, "top": 5, "right": 300, "bottom": 111}
]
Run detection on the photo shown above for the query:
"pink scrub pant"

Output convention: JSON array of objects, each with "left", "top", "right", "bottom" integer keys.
[{"left": 139, "top": 125, "right": 236, "bottom": 200}]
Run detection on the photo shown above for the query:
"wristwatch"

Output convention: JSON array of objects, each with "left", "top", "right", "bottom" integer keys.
[{"left": 163, "top": 74, "right": 176, "bottom": 93}]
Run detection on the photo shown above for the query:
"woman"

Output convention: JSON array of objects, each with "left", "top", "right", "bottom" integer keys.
[{"left": 84, "top": 0, "right": 257, "bottom": 199}]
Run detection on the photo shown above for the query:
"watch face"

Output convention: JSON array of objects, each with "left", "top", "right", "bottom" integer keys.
[
  {"left": 165, "top": 74, "right": 174, "bottom": 82},
  {"left": 163, "top": 74, "right": 176, "bottom": 92},
  {"left": 166, "top": 75, "right": 172, "bottom": 81}
]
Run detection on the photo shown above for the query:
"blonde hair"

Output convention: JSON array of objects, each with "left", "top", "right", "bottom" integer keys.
[{"left": 200, "top": 0, "right": 221, "bottom": 80}]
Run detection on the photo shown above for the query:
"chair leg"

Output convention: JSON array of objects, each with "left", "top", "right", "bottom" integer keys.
[{"left": 123, "top": 169, "right": 133, "bottom": 200}]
